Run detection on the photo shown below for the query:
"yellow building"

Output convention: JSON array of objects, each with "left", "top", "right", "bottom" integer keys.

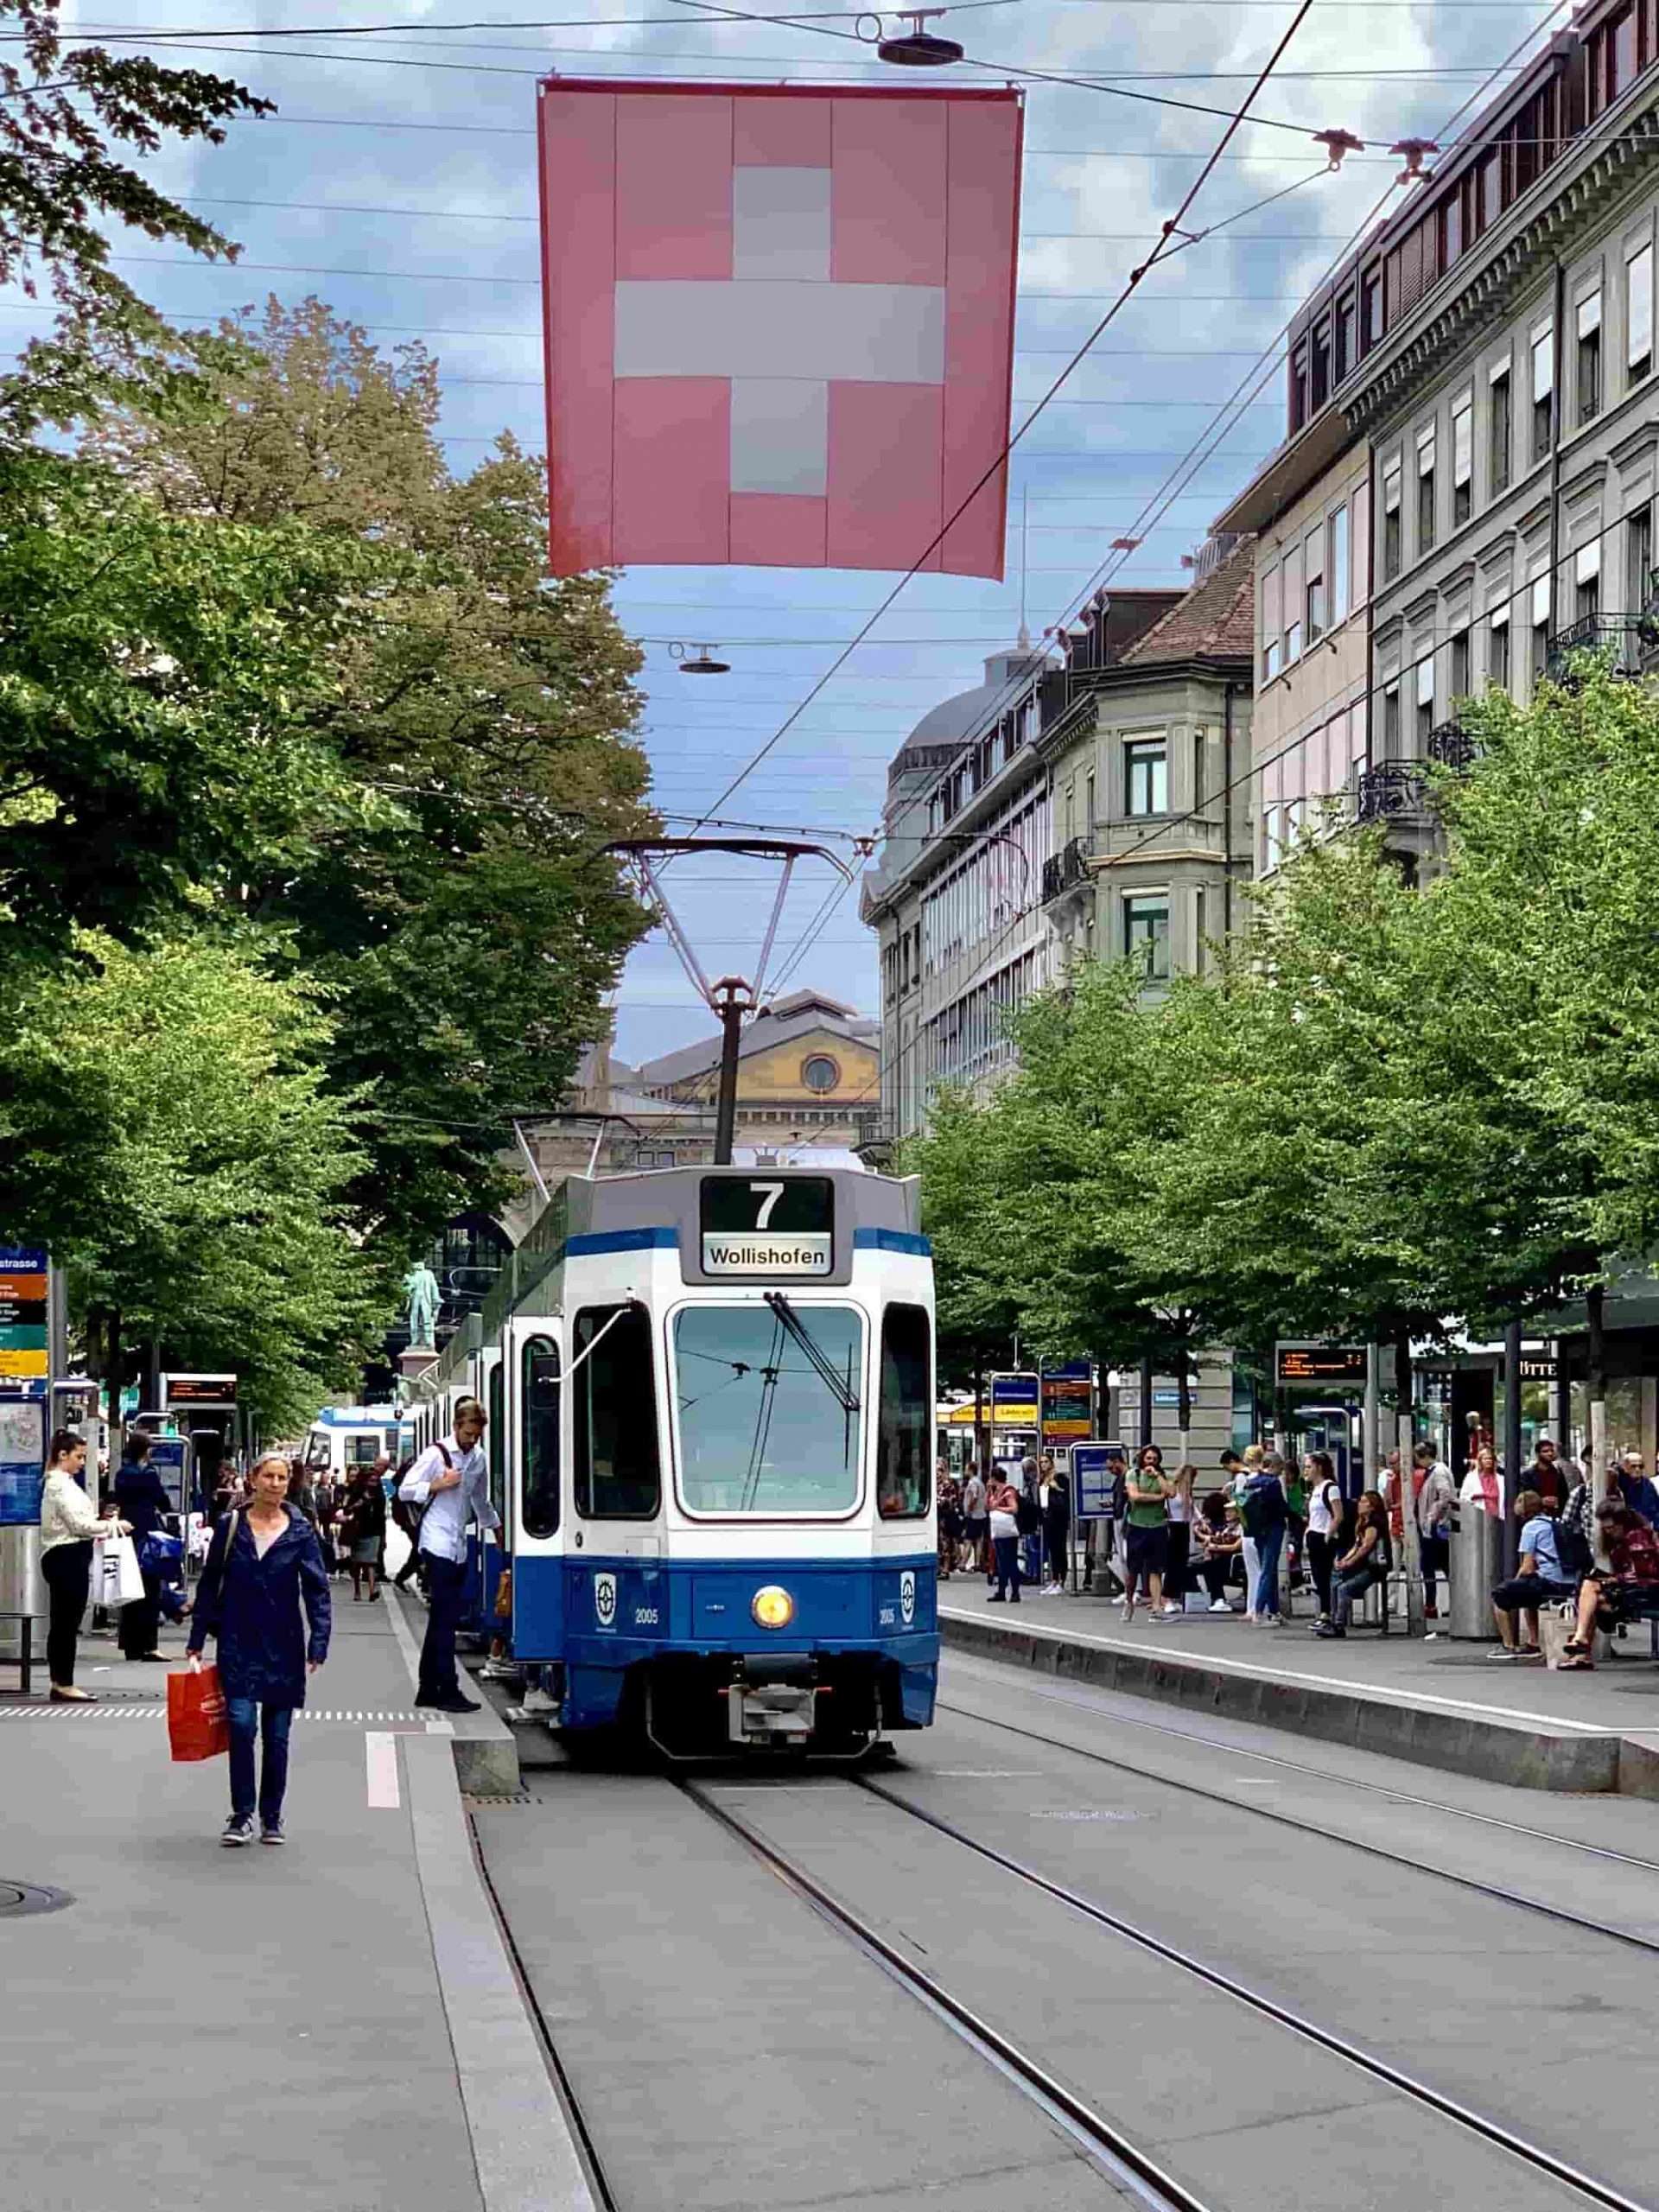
[{"left": 628, "top": 988, "right": 881, "bottom": 1155}]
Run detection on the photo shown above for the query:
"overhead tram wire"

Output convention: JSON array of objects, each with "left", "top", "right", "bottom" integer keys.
[
  {"left": 661, "top": 10, "right": 1319, "bottom": 842},
  {"left": 847, "top": 0, "right": 1575, "bottom": 878}
]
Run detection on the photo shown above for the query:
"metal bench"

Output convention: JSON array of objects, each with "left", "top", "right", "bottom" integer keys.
[{"left": 0, "top": 1612, "right": 36, "bottom": 1694}]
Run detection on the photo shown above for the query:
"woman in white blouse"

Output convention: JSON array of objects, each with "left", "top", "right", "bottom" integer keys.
[{"left": 39, "top": 1429, "right": 129, "bottom": 1701}]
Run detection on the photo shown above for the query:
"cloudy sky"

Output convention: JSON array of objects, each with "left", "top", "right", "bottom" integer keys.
[{"left": 54, "top": 0, "right": 1560, "bottom": 1070}]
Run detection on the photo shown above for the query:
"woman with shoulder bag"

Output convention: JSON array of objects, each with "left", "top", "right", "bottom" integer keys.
[
  {"left": 185, "top": 1452, "right": 331, "bottom": 1847},
  {"left": 1303, "top": 1452, "right": 1345, "bottom": 1623},
  {"left": 338, "top": 1464, "right": 385, "bottom": 1603},
  {"left": 39, "top": 1429, "right": 131, "bottom": 1702}
]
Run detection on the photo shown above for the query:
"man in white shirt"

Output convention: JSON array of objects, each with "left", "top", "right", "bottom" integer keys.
[{"left": 399, "top": 1400, "right": 498, "bottom": 1713}]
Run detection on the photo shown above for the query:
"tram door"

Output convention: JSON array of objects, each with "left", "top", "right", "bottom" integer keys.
[
  {"left": 505, "top": 1312, "right": 566, "bottom": 1664},
  {"left": 478, "top": 1346, "right": 506, "bottom": 1642}
]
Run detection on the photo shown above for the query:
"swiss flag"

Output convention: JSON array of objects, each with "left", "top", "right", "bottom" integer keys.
[{"left": 538, "top": 82, "right": 1022, "bottom": 579}]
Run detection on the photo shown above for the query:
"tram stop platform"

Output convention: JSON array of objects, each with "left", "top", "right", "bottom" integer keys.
[
  {"left": 938, "top": 1576, "right": 1659, "bottom": 1798},
  {"left": 0, "top": 1588, "right": 590, "bottom": 2212}
]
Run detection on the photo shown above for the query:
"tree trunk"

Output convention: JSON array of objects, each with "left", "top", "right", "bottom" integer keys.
[
  {"left": 972, "top": 1354, "right": 986, "bottom": 1480},
  {"left": 1175, "top": 1332, "right": 1192, "bottom": 1467},
  {"left": 1138, "top": 1352, "right": 1154, "bottom": 1452}
]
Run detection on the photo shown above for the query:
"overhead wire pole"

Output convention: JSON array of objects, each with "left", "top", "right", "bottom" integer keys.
[{"left": 607, "top": 837, "right": 851, "bottom": 1167}]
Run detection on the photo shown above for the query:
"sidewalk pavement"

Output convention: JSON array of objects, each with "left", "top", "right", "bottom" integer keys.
[
  {"left": 938, "top": 1572, "right": 1659, "bottom": 1796},
  {"left": 0, "top": 1593, "right": 589, "bottom": 2212}
]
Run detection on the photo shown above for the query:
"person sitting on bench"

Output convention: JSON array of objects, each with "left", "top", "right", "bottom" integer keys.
[
  {"left": 1489, "top": 1488, "right": 1578, "bottom": 1659},
  {"left": 1558, "top": 1499, "right": 1659, "bottom": 1669}
]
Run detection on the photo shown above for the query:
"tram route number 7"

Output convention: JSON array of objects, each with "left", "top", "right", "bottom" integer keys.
[{"left": 699, "top": 1176, "right": 835, "bottom": 1277}]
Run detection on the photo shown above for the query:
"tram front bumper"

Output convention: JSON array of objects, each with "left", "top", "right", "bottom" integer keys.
[{"left": 726, "top": 1649, "right": 817, "bottom": 1747}]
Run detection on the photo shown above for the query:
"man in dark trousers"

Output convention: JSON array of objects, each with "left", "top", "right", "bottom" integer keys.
[
  {"left": 397, "top": 1400, "right": 497, "bottom": 1713},
  {"left": 113, "top": 1430, "right": 173, "bottom": 1662}
]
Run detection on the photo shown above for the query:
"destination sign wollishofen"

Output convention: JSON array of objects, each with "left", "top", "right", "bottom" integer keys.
[{"left": 700, "top": 1177, "right": 834, "bottom": 1276}]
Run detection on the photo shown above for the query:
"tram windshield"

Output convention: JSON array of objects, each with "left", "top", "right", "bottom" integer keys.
[{"left": 673, "top": 1303, "right": 864, "bottom": 1516}]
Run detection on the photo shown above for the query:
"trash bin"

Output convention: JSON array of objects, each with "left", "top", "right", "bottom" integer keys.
[{"left": 1449, "top": 1505, "right": 1503, "bottom": 1638}]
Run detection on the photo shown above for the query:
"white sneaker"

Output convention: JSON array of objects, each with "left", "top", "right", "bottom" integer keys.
[{"left": 1209, "top": 1599, "right": 1230, "bottom": 1613}]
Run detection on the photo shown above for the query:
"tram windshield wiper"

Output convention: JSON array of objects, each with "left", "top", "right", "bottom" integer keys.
[{"left": 763, "top": 1291, "right": 861, "bottom": 1416}]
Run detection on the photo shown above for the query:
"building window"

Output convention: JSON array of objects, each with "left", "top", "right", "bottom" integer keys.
[
  {"left": 1290, "top": 339, "right": 1310, "bottom": 432},
  {"left": 1574, "top": 543, "right": 1600, "bottom": 622},
  {"left": 1415, "top": 653, "right": 1435, "bottom": 742},
  {"left": 1362, "top": 271, "right": 1383, "bottom": 353},
  {"left": 1312, "top": 319, "right": 1332, "bottom": 410},
  {"left": 1531, "top": 328, "right": 1554, "bottom": 463},
  {"left": 1440, "top": 190, "right": 1463, "bottom": 270},
  {"left": 1416, "top": 429, "right": 1436, "bottom": 554},
  {"left": 1452, "top": 395, "right": 1472, "bottom": 527},
  {"left": 1192, "top": 731, "right": 1205, "bottom": 810},
  {"left": 1124, "top": 894, "right": 1170, "bottom": 982},
  {"left": 1629, "top": 242, "right": 1653, "bottom": 385},
  {"left": 1263, "top": 638, "right": 1281, "bottom": 682},
  {"left": 1490, "top": 366, "right": 1511, "bottom": 495},
  {"left": 1125, "top": 739, "right": 1167, "bottom": 817},
  {"left": 1383, "top": 683, "right": 1401, "bottom": 753},
  {"left": 1085, "top": 767, "right": 1096, "bottom": 829},
  {"left": 1331, "top": 504, "right": 1350, "bottom": 624},
  {"left": 1451, "top": 629, "right": 1471, "bottom": 699},
  {"left": 802, "top": 1053, "right": 840, "bottom": 1093},
  {"left": 1382, "top": 461, "right": 1402, "bottom": 581},
  {"left": 1627, "top": 505, "right": 1653, "bottom": 613},
  {"left": 1489, "top": 610, "right": 1510, "bottom": 691},
  {"left": 1577, "top": 291, "right": 1603, "bottom": 425},
  {"left": 1336, "top": 294, "right": 1357, "bottom": 383},
  {"left": 1530, "top": 572, "right": 1552, "bottom": 682},
  {"left": 1306, "top": 537, "right": 1326, "bottom": 644}
]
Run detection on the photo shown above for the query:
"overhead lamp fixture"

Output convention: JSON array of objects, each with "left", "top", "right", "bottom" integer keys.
[
  {"left": 1312, "top": 128, "right": 1365, "bottom": 172},
  {"left": 670, "top": 640, "right": 731, "bottom": 676},
  {"left": 874, "top": 9, "right": 963, "bottom": 66},
  {"left": 1390, "top": 137, "right": 1439, "bottom": 186}
]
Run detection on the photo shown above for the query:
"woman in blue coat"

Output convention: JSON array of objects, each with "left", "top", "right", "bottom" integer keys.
[{"left": 184, "top": 1452, "right": 331, "bottom": 1847}]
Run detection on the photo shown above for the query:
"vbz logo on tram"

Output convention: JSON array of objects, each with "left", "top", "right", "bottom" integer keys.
[
  {"left": 899, "top": 1571, "right": 916, "bottom": 1627},
  {"left": 594, "top": 1572, "right": 618, "bottom": 1628}
]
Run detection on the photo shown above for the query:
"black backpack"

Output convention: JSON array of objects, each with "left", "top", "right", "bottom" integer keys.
[
  {"left": 1554, "top": 1496, "right": 1594, "bottom": 1579},
  {"left": 1110, "top": 1465, "right": 1128, "bottom": 1521}
]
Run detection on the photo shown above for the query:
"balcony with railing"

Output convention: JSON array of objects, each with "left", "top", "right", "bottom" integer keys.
[
  {"left": 1544, "top": 612, "right": 1656, "bottom": 687},
  {"left": 1041, "top": 834, "right": 1093, "bottom": 904},
  {"left": 1424, "top": 715, "right": 1478, "bottom": 771},
  {"left": 1355, "top": 762, "right": 1432, "bottom": 826}
]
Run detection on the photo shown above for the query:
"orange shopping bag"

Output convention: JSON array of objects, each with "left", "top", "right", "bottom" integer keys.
[{"left": 167, "top": 1664, "right": 229, "bottom": 1763}]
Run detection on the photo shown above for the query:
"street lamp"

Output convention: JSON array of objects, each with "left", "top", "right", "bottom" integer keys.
[{"left": 876, "top": 10, "right": 963, "bottom": 66}]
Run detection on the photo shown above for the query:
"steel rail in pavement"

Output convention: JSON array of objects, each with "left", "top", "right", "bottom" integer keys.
[
  {"left": 680, "top": 1777, "right": 1214, "bottom": 2212},
  {"left": 855, "top": 1771, "right": 1654, "bottom": 2212},
  {"left": 944, "top": 1663, "right": 1659, "bottom": 1874},
  {"left": 938, "top": 1693, "right": 1659, "bottom": 1959}
]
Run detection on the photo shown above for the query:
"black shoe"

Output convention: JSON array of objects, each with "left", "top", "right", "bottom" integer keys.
[
  {"left": 260, "top": 1821, "right": 285, "bottom": 1847},
  {"left": 986, "top": 1592, "right": 1004, "bottom": 1602},
  {"left": 416, "top": 1692, "right": 480, "bottom": 1713},
  {"left": 221, "top": 1815, "right": 255, "bottom": 1847}
]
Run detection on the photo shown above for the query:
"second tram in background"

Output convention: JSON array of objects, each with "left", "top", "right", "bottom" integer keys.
[{"left": 405, "top": 1163, "right": 938, "bottom": 1757}]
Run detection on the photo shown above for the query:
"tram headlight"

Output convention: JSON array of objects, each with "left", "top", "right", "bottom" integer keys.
[{"left": 751, "top": 1585, "right": 795, "bottom": 1630}]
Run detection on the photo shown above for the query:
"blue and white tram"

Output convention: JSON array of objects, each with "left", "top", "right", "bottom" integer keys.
[{"left": 480, "top": 1162, "right": 937, "bottom": 1755}]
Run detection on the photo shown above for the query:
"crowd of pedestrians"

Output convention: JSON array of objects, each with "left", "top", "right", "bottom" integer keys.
[{"left": 939, "top": 1427, "right": 1659, "bottom": 1666}]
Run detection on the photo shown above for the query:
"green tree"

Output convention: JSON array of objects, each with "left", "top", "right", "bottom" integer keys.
[
  {"left": 0, "top": 0, "right": 270, "bottom": 435},
  {"left": 92, "top": 298, "right": 655, "bottom": 1245},
  {"left": 0, "top": 928, "right": 389, "bottom": 1433}
]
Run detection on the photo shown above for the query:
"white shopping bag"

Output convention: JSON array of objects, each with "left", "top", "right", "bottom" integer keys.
[{"left": 95, "top": 1532, "right": 145, "bottom": 1608}]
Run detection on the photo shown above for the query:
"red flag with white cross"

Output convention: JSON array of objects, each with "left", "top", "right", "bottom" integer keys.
[{"left": 538, "top": 81, "right": 1022, "bottom": 579}]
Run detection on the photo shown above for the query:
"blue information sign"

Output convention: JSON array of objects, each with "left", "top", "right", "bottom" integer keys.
[
  {"left": 0, "top": 1393, "right": 48, "bottom": 1527},
  {"left": 1071, "top": 1440, "right": 1128, "bottom": 1521},
  {"left": 148, "top": 1437, "right": 191, "bottom": 1514}
]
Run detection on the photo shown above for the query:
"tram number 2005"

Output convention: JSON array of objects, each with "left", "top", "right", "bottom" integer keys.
[{"left": 633, "top": 1606, "right": 659, "bottom": 1627}]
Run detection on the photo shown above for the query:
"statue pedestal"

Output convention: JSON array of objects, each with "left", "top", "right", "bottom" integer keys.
[{"left": 399, "top": 1344, "right": 440, "bottom": 1386}]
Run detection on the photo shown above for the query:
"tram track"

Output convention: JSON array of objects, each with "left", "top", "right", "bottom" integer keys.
[
  {"left": 678, "top": 1776, "right": 1215, "bottom": 2212},
  {"left": 683, "top": 1769, "right": 1656, "bottom": 2212},
  {"left": 937, "top": 1689, "right": 1659, "bottom": 1960},
  {"left": 944, "top": 1664, "right": 1659, "bottom": 1875}
]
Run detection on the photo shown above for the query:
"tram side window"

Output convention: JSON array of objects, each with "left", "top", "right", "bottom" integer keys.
[
  {"left": 521, "top": 1337, "right": 560, "bottom": 1540},
  {"left": 877, "top": 1304, "right": 932, "bottom": 1519},
  {"left": 487, "top": 1361, "right": 505, "bottom": 1527},
  {"left": 574, "top": 1305, "right": 661, "bottom": 1520}
]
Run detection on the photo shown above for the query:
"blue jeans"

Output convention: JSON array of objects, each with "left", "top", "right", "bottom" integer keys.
[
  {"left": 226, "top": 1699, "right": 294, "bottom": 1826},
  {"left": 418, "top": 1554, "right": 469, "bottom": 1700},
  {"left": 1332, "top": 1561, "right": 1385, "bottom": 1629},
  {"left": 1253, "top": 1522, "right": 1284, "bottom": 1616}
]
